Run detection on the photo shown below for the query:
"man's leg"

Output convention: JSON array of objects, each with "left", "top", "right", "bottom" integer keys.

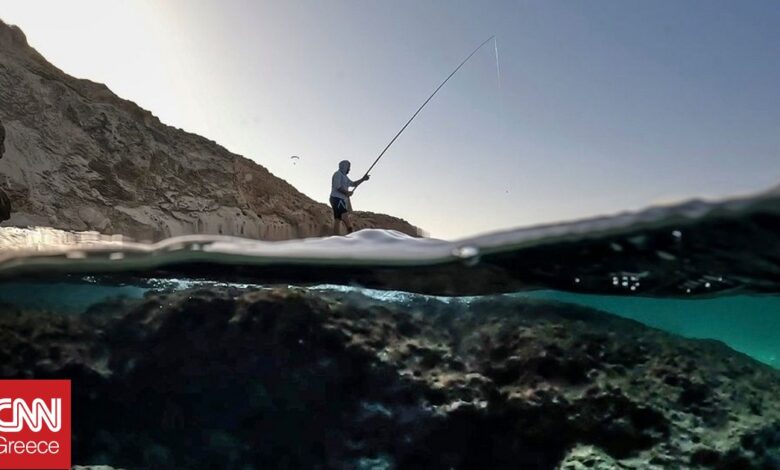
[
  {"left": 342, "top": 213, "right": 354, "bottom": 234},
  {"left": 333, "top": 217, "right": 340, "bottom": 235}
]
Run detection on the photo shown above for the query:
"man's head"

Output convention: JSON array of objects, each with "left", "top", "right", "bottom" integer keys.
[{"left": 338, "top": 160, "right": 351, "bottom": 175}]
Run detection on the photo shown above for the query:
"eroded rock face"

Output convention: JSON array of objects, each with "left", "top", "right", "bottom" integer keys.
[
  {"left": 0, "top": 118, "right": 11, "bottom": 221},
  {"left": 2, "top": 287, "right": 778, "bottom": 469},
  {"left": 0, "top": 20, "right": 420, "bottom": 240}
]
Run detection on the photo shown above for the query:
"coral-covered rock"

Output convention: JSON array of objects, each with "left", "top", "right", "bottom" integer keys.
[{"left": 1, "top": 288, "right": 778, "bottom": 468}]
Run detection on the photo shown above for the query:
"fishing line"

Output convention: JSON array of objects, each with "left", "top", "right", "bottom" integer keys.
[
  {"left": 494, "top": 36, "right": 501, "bottom": 90},
  {"left": 494, "top": 36, "right": 504, "bottom": 140}
]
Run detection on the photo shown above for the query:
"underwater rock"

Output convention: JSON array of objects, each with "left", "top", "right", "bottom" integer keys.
[
  {"left": 0, "top": 19, "right": 420, "bottom": 240},
  {"left": 1, "top": 288, "right": 779, "bottom": 468},
  {"left": 72, "top": 467, "right": 123, "bottom": 470},
  {"left": 558, "top": 445, "right": 619, "bottom": 469}
]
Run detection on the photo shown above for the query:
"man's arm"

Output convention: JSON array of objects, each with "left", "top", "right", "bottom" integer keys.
[
  {"left": 353, "top": 174, "right": 370, "bottom": 187},
  {"left": 336, "top": 174, "right": 369, "bottom": 196}
]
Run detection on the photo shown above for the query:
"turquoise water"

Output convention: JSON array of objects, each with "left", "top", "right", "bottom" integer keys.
[
  {"left": 2, "top": 280, "right": 777, "bottom": 368},
  {"left": 0, "top": 281, "right": 147, "bottom": 313},
  {"left": 521, "top": 291, "right": 780, "bottom": 368}
]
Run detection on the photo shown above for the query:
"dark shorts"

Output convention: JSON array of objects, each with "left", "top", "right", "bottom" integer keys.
[{"left": 330, "top": 196, "right": 349, "bottom": 219}]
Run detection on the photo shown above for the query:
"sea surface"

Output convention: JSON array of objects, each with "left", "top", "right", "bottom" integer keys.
[{"left": 1, "top": 187, "right": 778, "bottom": 368}]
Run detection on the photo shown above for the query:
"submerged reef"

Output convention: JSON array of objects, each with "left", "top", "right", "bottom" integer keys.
[{"left": 1, "top": 287, "right": 778, "bottom": 469}]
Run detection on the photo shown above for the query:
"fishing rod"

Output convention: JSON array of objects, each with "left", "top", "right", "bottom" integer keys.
[{"left": 363, "top": 35, "right": 496, "bottom": 178}]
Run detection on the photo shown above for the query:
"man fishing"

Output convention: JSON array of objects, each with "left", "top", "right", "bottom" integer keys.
[
  {"left": 326, "top": 37, "right": 493, "bottom": 236},
  {"left": 330, "top": 160, "right": 369, "bottom": 235}
]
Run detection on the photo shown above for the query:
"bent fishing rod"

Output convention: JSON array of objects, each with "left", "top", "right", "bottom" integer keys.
[{"left": 362, "top": 35, "right": 495, "bottom": 179}]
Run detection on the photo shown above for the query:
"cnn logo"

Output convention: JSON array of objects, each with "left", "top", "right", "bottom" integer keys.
[
  {"left": 0, "top": 398, "right": 62, "bottom": 432},
  {"left": 0, "top": 380, "right": 70, "bottom": 470}
]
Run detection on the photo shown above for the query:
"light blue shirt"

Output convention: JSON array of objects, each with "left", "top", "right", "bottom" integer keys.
[{"left": 331, "top": 170, "right": 353, "bottom": 200}]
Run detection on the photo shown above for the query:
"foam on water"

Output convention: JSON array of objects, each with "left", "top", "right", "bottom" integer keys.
[{"left": 0, "top": 186, "right": 778, "bottom": 297}]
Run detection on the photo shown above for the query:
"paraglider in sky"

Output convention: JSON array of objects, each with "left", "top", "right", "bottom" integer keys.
[{"left": 290, "top": 155, "right": 300, "bottom": 165}]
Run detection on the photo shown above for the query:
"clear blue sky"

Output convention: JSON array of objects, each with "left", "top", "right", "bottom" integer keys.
[{"left": 2, "top": 0, "right": 779, "bottom": 239}]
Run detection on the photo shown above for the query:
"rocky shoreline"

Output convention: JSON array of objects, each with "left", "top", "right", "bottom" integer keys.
[
  {"left": 0, "top": 20, "right": 420, "bottom": 240},
  {"left": 1, "top": 286, "right": 778, "bottom": 469},
  {"left": 0, "top": 118, "right": 11, "bottom": 221}
]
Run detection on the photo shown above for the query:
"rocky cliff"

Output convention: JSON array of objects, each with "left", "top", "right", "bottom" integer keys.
[
  {"left": 0, "top": 117, "right": 10, "bottom": 220},
  {"left": 0, "top": 20, "right": 421, "bottom": 240}
]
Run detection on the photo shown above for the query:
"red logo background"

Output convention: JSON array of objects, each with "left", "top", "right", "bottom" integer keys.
[{"left": 0, "top": 380, "right": 71, "bottom": 470}]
